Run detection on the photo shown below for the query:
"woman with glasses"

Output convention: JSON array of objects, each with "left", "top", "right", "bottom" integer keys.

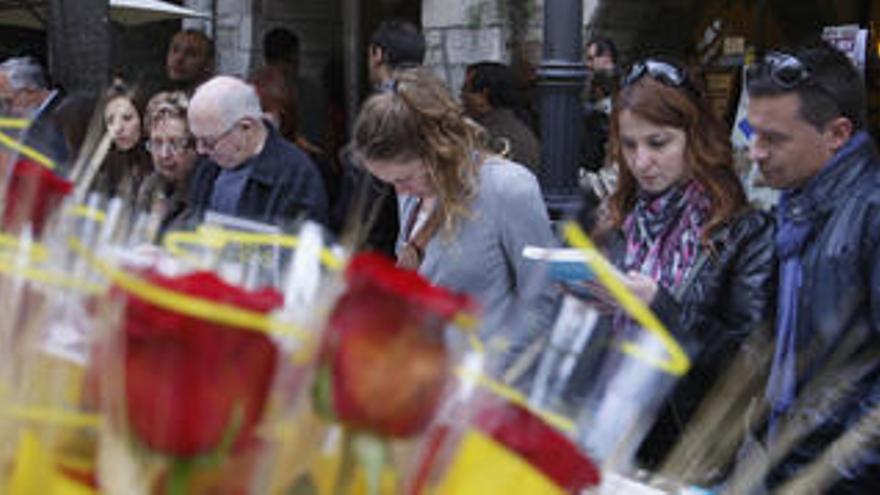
[
  {"left": 584, "top": 58, "right": 776, "bottom": 473},
  {"left": 352, "top": 67, "right": 558, "bottom": 368},
  {"left": 94, "top": 81, "right": 153, "bottom": 202},
  {"left": 135, "top": 91, "right": 199, "bottom": 237}
]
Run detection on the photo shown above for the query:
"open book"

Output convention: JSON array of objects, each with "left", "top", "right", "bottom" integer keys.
[{"left": 522, "top": 245, "right": 625, "bottom": 284}]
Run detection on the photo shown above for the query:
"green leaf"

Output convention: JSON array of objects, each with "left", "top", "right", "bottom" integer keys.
[{"left": 313, "top": 365, "right": 337, "bottom": 420}]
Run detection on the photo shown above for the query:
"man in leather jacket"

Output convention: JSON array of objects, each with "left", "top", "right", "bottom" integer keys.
[{"left": 745, "top": 42, "right": 880, "bottom": 493}]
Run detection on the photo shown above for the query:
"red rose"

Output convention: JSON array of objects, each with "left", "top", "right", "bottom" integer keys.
[
  {"left": 120, "top": 270, "right": 282, "bottom": 457},
  {"left": 474, "top": 396, "right": 601, "bottom": 492},
  {"left": 315, "top": 253, "right": 476, "bottom": 438},
  {"left": 2, "top": 158, "right": 72, "bottom": 235}
]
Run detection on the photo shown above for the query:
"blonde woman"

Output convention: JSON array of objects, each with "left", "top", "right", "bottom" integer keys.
[{"left": 352, "top": 67, "right": 557, "bottom": 362}]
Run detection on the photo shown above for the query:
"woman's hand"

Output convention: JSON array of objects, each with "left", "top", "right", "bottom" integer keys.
[
  {"left": 621, "top": 270, "right": 658, "bottom": 305},
  {"left": 557, "top": 270, "right": 658, "bottom": 311}
]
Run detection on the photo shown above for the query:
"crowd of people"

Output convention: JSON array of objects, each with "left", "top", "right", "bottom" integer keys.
[{"left": 2, "top": 16, "right": 880, "bottom": 493}]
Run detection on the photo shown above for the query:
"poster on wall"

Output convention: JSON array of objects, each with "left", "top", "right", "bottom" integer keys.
[{"left": 822, "top": 24, "right": 868, "bottom": 77}]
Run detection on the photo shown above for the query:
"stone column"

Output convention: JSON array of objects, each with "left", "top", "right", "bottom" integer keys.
[{"left": 213, "top": 0, "right": 258, "bottom": 77}]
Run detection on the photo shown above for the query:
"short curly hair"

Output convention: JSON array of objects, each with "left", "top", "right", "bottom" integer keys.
[{"left": 143, "top": 91, "right": 189, "bottom": 133}]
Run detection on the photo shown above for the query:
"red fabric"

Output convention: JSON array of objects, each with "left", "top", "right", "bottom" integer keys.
[
  {"left": 474, "top": 396, "right": 601, "bottom": 492},
  {"left": 2, "top": 159, "right": 72, "bottom": 235},
  {"left": 120, "top": 270, "right": 282, "bottom": 457}
]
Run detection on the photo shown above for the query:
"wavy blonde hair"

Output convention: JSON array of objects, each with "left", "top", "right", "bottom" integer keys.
[{"left": 352, "top": 67, "right": 488, "bottom": 235}]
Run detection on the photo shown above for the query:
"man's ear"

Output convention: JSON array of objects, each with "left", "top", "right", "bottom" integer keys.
[
  {"left": 369, "top": 45, "right": 384, "bottom": 65},
  {"left": 824, "top": 116, "right": 854, "bottom": 153}
]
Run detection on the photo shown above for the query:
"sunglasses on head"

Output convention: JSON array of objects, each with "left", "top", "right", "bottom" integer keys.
[
  {"left": 750, "top": 51, "right": 812, "bottom": 89},
  {"left": 622, "top": 59, "right": 700, "bottom": 97}
]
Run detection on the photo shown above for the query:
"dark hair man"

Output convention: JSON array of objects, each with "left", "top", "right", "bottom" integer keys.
[
  {"left": 746, "top": 41, "right": 880, "bottom": 491},
  {"left": 367, "top": 19, "right": 426, "bottom": 89},
  {"left": 461, "top": 61, "right": 540, "bottom": 172}
]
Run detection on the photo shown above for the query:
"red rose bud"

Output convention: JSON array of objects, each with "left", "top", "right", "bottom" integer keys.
[
  {"left": 316, "top": 253, "right": 476, "bottom": 438},
  {"left": 2, "top": 158, "right": 72, "bottom": 235},
  {"left": 474, "top": 397, "right": 601, "bottom": 492},
  {"left": 121, "top": 270, "right": 282, "bottom": 457}
]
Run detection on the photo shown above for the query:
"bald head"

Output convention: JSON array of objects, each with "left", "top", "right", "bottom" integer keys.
[
  {"left": 189, "top": 76, "right": 267, "bottom": 168},
  {"left": 189, "top": 76, "right": 262, "bottom": 129}
]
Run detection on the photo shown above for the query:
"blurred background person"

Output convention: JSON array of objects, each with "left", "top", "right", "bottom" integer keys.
[
  {"left": 262, "top": 27, "right": 327, "bottom": 151},
  {"left": 367, "top": 19, "right": 426, "bottom": 90},
  {"left": 0, "top": 56, "right": 69, "bottom": 168},
  {"left": 461, "top": 61, "right": 541, "bottom": 173},
  {"left": 249, "top": 65, "right": 342, "bottom": 221},
  {"left": 164, "top": 29, "right": 214, "bottom": 95}
]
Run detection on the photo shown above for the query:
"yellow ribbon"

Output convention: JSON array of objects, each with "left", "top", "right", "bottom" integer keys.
[
  {"left": 0, "top": 117, "right": 30, "bottom": 129},
  {"left": 0, "top": 257, "right": 103, "bottom": 294},
  {"left": 68, "top": 238, "right": 310, "bottom": 340},
  {"left": 1, "top": 405, "right": 100, "bottom": 430},
  {"left": 0, "top": 129, "right": 56, "bottom": 170},
  {"left": 163, "top": 226, "right": 345, "bottom": 272},
  {"left": 0, "top": 232, "right": 49, "bottom": 262},
  {"left": 65, "top": 205, "right": 106, "bottom": 223},
  {"left": 562, "top": 221, "right": 691, "bottom": 376}
]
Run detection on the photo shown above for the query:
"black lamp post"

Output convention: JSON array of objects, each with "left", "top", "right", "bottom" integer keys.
[{"left": 537, "top": 0, "right": 587, "bottom": 218}]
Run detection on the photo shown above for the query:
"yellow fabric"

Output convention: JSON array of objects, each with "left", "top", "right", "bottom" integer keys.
[
  {"left": 8, "top": 429, "right": 97, "bottom": 495},
  {"left": 434, "top": 430, "right": 565, "bottom": 495}
]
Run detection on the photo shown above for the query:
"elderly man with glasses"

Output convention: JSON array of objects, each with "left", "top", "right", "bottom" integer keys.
[
  {"left": 0, "top": 56, "right": 70, "bottom": 167},
  {"left": 742, "top": 41, "right": 880, "bottom": 492},
  {"left": 185, "top": 75, "right": 327, "bottom": 227}
]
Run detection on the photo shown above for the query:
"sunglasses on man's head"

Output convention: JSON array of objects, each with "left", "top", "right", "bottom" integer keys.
[
  {"left": 749, "top": 51, "right": 812, "bottom": 89},
  {"left": 622, "top": 59, "right": 700, "bottom": 98}
]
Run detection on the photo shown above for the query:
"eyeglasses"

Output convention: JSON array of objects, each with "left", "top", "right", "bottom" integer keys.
[
  {"left": 145, "top": 137, "right": 192, "bottom": 155},
  {"left": 193, "top": 119, "right": 243, "bottom": 152},
  {"left": 622, "top": 59, "right": 699, "bottom": 97}
]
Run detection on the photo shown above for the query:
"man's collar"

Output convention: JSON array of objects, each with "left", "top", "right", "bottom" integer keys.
[
  {"left": 247, "top": 121, "right": 282, "bottom": 185},
  {"left": 782, "top": 131, "right": 873, "bottom": 220}
]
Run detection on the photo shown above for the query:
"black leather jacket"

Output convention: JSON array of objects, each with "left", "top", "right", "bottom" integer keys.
[
  {"left": 763, "top": 135, "right": 880, "bottom": 494},
  {"left": 601, "top": 208, "right": 778, "bottom": 468}
]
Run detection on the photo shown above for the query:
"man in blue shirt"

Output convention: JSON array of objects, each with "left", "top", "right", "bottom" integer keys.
[{"left": 186, "top": 75, "right": 327, "bottom": 227}]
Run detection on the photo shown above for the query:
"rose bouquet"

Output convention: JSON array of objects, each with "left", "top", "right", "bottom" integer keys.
[
  {"left": 307, "top": 252, "right": 477, "bottom": 494},
  {"left": 93, "top": 268, "right": 288, "bottom": 495}
]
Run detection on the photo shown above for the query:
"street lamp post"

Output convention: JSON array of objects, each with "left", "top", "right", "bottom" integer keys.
[
  {"left": 47, "top": 0, "right": 110, "bottom": 92},
  {"left": 537, "top": 0, "right": 587, "bottom": 218}
]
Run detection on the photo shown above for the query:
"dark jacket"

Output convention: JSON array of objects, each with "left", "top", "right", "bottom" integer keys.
[
  {"left": 592, "top": 208, "right": 777, "bottom": 469},
  {"left": 763, "top": 136, "right": 880, "bottom": 494},
  {"left": 476, "top": 108, "right": 541, "bottom": 173},
  {"left": 331, "top": 153, "right": 399, "bottom": 257},
  {"left": 184, "top": 123, "right": 328, "bottom": 227}
]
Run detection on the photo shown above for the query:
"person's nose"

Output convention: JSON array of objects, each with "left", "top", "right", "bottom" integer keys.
[
  {"left": 107, "top": 122, "right": 122, "bottom": 138},
  {"left": 631, "top": 146, "right": 654, "bottom": 172}
]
